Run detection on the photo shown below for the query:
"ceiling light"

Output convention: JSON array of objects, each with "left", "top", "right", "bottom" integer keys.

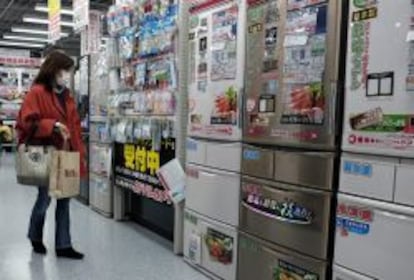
[
  {"left": 3, "top": 35, "right": 50, "bottom": 43},
  {"left": 23, "top": 17, "right": 74, "bottom": 27},
  {"left": 35, "top": 5, "right": 74, "bottom": 16},
  {"left": 11, "top": 27, "right": 69, "bottom": 37},
  {"left": 0, "top": 40, "right": 45, "bottom": 48}
]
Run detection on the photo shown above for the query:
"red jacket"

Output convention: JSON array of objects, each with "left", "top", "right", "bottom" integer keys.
[{"left": 16, "top": 84, "right": 86, "bottom": 177}]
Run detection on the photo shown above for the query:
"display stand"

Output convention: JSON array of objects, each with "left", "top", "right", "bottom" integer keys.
[
  {"left": 0, "top": 57, "right": 40, "bottom": 152},
  {"left": 106, "top": 0, "right": 187, "bottom": 254}
]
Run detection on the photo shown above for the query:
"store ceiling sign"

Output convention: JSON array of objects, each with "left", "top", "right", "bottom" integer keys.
[
  {"left": 73, "top": 0, "right": 89, "bottom": 32},
  {"left": 0, "top": 48, "right": 30, "bottom": 57},
  {"left": 48, "top": 0, "right": 61, "bottom": 42},
  {"left": 0, "top": 57, "right": 41, "bottom": 67}
]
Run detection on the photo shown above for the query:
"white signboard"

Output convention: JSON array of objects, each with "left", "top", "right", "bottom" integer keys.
[
  {"left": 87, "top": 11, "right": 102, "bottom": 54},
  {"left": 343, "top": 0, "right": 414, "bottom": 157},
  {"left": 73, "top": 0, "right": 89, "bottom": 32}
]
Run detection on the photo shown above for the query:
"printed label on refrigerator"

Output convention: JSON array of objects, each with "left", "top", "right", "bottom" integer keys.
[
  {"left": 281, "top": 5, "right": 327, "bottom": 125},
  {"left": 343, "top": 0, "right": 414, "bottom": 155},
  {"left": 188, "top": 2, "right": 242, "bottom": 140},
  {"left": 205, "top": 228, "right": 234, "bottom": 265},
  {"left": 189, "top": 233, "right": 202, "bottom": 265},
  {"left": 242, "top": 187, "right": 313, "bottom": 225},
  {"left": 336, "top": 203, "right": 373, "bottom": 237},
  {"left": 211, "top": 5, "right": 238, "bottom": 81},
  {"left": 273, "top": 260, "right": 319, "bottom": 280}
]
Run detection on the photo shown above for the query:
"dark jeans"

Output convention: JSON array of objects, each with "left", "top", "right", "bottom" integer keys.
[{"left": 28, "top": 187, "right": 72, "bottom": 249}]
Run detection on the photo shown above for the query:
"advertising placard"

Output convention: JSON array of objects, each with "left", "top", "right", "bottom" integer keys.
[
  {"left": 113, "top": 138, "right": 176, "bottom": 204},
  {"left": 343, "top": 0, "right": 414, "bottom": 157},
  {"left": 188, "top": 1, "right": 245, "bottom": 141},
  {"left": 87, "top": 11, "right": 102, "bottom": 54},
  {"left": 73, "top": 0, "right": 89, "bottom": 32},
  {"left": 48, "top": 0, "right": 61, "bottom": 42}
]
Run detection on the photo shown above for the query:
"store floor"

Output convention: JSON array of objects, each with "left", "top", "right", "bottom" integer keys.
[{"left": 0, "top": 154, "right": 209, "bottom": 280}]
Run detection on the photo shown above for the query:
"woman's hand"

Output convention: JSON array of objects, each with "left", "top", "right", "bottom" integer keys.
[{"left": 55, "top": 122, "right": 71, "bottom": 140}]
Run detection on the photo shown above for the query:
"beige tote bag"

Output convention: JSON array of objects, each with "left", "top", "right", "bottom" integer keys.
[
  {"left": 48, "top": 149, "right": 80, "bottom": 199},
  {"left": 16, "top": 144, "right": 55, "bottom": 187}
]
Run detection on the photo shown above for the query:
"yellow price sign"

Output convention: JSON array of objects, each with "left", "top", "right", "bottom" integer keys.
[
  {"left": 123, "top": 144, "right": 161, "bottom": 175},
  {"left": 48, "top": 0, "right": 61, "bottom": 17}
]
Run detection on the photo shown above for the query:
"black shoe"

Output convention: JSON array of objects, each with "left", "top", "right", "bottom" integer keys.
[
  {"left": 31, "top": 241, "right": 47, "bottom": 254},
  {"left": 56, "top": 247, "right": 84, "bottom": 260}
]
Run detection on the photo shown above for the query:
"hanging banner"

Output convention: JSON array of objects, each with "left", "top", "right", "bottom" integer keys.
[
  {"left": 0, "top": 57, "right": 41, "bottom": 67},
  {"left": 48, "top": 0, "right": 61, "bottom": 42},
  {"left": 87, "top": 11, "right": 102, "bottom": 54},
  {"left": 73, "top": 0, "right": 90, "bottom": 32},
  {"left": 113, "top": 139, "right": 176, "bottom": 204},
  {"left": 80, "top": 11, "right": 102, "bottom": 55}
]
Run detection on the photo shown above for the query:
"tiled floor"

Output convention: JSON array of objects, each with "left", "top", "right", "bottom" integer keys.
[{"left": 0, "top": 154, "right": 209, "bottom": 280}]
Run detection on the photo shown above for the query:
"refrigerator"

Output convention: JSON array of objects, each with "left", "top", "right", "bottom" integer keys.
[
  {"left": 239, "top": 0, "right": 343, "bottom": 279},
  {"left": 88, "top": 52, "right": 113, "bottom": 217},
  {"left": 335, "top": 0, "right": 414, "bottom": 279},
  {"left": 184, "top": 0, "right": 246, "bottom": 279}
]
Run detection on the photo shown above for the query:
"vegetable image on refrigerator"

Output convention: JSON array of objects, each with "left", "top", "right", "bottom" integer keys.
[
  {"left": 335, "top": 1, "right": 414, "bottom": 279},
  {"left": 239, "top": 0, "right": 344, "bottom": 279}
]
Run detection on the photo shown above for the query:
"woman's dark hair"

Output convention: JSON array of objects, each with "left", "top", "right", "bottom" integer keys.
[{"left": 34, "top": 51, "right": 74, "bottom": 92}]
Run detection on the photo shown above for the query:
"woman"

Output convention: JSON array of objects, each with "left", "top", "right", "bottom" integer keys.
[{"left": 16, "top": 51, "right": 85, "bottom": 259}]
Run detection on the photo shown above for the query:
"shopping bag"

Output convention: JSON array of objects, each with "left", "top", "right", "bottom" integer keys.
[
  {"left": 49, "top": 149, "right": 80, "bottom": 199},
  {"left": 15, "top": 144, "right": 55, "bottom": 187}
]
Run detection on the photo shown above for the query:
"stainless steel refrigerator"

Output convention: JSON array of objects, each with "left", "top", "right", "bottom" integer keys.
[{"left": 238, "top": 0, "right": 344, "bottom": 279}]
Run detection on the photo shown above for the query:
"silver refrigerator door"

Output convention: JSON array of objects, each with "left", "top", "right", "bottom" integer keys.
[
  {"left": 238, "top": 232, "right": 328, "bottom": 280},
  {"left": 243, "top": 0, "right": 342, "bottom": 149},
  {"left": 240, "top": 176, "right": 332, "bottom": 260}
]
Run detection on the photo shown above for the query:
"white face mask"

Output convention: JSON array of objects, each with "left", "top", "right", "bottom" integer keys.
[{"left": 56, "top": 71, "right": 70, "bottom": 87}]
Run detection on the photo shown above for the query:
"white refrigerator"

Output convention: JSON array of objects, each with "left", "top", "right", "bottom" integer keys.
[
  {"left": 335, "top": 0, "right": 414, "bottom": 279},
  {"left": 184, "top": 1, "right": 246, "bottom": 279}
]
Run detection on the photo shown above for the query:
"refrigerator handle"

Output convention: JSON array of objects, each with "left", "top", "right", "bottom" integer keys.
[
  {"left": 329, "top": 81, "right": 337, "bottom": 134},
  {"left": 340, "top": 194, "right": 414, "bottom": 217},
  {"left": 376, "top": 209, "right": 414, "bottom": 223},
  {"left": 238, "top": 86, "right": 244, "bottom": 129},
  {"left": 262, "top": 244, "right": 292, "bottom": 259},
  {"left": 246, "top": 179, "right": 328, "bottom": 196}
]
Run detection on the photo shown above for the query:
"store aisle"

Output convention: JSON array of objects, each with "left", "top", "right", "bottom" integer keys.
[{"left": 0, "top": 155, "right": 208, "bottom": 280}]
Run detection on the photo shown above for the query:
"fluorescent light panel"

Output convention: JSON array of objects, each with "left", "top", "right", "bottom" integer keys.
[
  {"left": 11, "top": 27, "right": 69, "bottom": 37},
  {"left": 35, "top": 5, "right": 74, "bottom": 16},
  {"left": 0, "top": 40, "right": 44, "bottom": 48},
  {"left": 23, "top": 17, "right": 74, "bottom": 27},
  {"left": 3, "top": 35, "right": 50, "bottom": 43}
]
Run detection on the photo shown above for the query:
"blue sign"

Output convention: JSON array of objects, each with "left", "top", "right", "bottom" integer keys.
[
  {"left": 243, "top": 149, "right": 260, "bottom": 160},
  {"left": 186, "top": 140, "right": 198, "bottom": 151},
  {"left": 343, "top": 160, "right": 372, "bottom": 177},
  {"left": 337, "top": 217, "right": 370, "bottom": 235}
]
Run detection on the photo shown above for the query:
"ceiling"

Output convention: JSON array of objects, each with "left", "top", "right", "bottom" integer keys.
[{"left": 0, "top": 0, "right": 112, "bottom": 56}]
